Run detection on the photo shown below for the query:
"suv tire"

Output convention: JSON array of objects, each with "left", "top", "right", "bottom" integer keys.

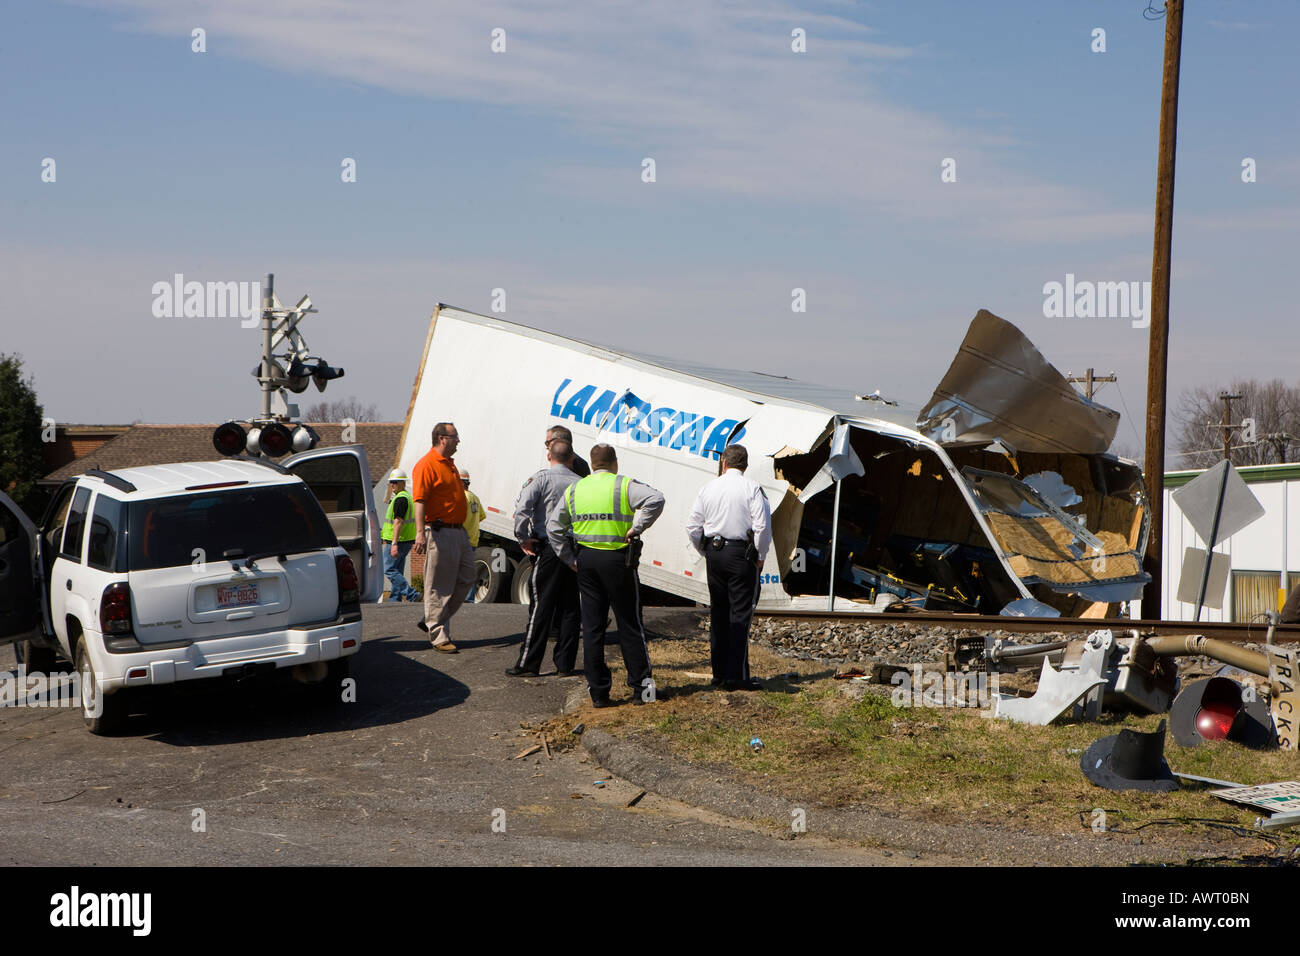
[
  {"left": 17, "top": 640, "right": 58, "bottom": 674},
  {"left": 76, "top": 639, "right": 127, "bottom": 736}
]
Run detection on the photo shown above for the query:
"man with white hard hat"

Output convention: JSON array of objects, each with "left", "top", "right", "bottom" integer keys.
[{"left": 381, "top": 467, "right": 421, "bottom": 603}]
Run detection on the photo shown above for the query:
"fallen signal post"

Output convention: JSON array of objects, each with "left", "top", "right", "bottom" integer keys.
[{"left": 751, "top": 608, "right": 1300, "bottom": 645}]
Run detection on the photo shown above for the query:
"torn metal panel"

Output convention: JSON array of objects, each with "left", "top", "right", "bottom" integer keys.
[
  {"left": 1001, "top": 598, "right": 1062, "bottom": 617},
  {"left": 961, "top": 465, "right": 1148, "bottom": 598},
  {"left": 995, "top": 631, "right": 1114, "bottom": 725},
  {"left": 1023, "top": 471, "right": 1082, "bottom": 509},
  {"left": 917, "top": 309, "right": 1120, "bottom": 454},
  {"left": 798, "top": 422, "right": 865, "bottom": 503}
]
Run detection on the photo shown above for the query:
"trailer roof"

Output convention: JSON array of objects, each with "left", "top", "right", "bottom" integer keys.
[{"left": 435, "top": 304, "right": 923, "bottom": 431}]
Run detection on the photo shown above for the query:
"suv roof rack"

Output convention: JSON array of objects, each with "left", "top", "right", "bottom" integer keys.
[
  {"left": 86, "top": 468, "right": 138, "bottom": 493},
  {"left": 232, "top": 454, "right": 291, "bottom": 475}
]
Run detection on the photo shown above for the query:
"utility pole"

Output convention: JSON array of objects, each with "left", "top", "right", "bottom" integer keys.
[
  {"left": 1261, "top": 433, "right": 1297, "bottom": 463},
  {"left": 1141, "top": 0, "right": 1184, "bottom": 621},
  {"left": 1067, "top": 368, "right": 1117, "bottom": 401},
  {"left": 1217, "top": 392, "right": 1243, "bottom": 461}
]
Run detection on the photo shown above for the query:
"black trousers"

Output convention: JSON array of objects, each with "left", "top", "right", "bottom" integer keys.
[
  {"left": 516, "top": 543, "right": 581, "bottom": 673},
  {"left": 576, "top": 545, "right": 652, "bottom": 702},
  {"left": 704, "top": 541, "right": 760, "bottom": 682}
]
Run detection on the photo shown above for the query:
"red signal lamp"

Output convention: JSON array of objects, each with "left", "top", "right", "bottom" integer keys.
[
  {"left": 212, "top": 421, "right": 248, "bottom": 456},
  {"left": 1170, "top": 676, "right": 1275, "bottom": 749}
]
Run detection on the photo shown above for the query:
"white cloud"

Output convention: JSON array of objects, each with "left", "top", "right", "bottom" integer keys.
[{"left": 84, "top": 0, "right": 1150, "bottom": 243}]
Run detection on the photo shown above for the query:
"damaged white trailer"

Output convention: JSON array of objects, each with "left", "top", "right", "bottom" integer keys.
[{"left": 394, "top": 306, "right": 1150, "bottom": 616}]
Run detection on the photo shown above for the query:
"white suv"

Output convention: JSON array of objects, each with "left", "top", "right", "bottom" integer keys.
[{"left": 0, "top": 447, "right": 381, "bottom": 734}]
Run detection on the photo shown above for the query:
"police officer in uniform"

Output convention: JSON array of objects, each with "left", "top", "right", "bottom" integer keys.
[
  {"left": 507, "top": 439, "right": 582, "bottom": 676},
  {"left": 686, "top": 444, "right": 772, "bottom": 690},
  {"left": 548, "top": 443, "right": 665, "bottom": 707},
  {"left": 546, "top": 424, "right": 590, "bottom": 477},
  {"left": 381, "top": 468, "right": 421, "bottom": 602}
]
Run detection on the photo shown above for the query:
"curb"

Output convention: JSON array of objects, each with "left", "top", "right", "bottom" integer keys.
[{"left": 578, "top": 726, "right": 1217, "bottom": 866}]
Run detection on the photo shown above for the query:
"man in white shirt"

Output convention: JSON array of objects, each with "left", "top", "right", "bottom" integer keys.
[{"left": 685, "top": 444, "right": 772, "bottom": 691}]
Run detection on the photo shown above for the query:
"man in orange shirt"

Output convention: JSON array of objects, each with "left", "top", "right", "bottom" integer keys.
[{"left": 412, "top": 422, "right": 475, "bottom": 653}]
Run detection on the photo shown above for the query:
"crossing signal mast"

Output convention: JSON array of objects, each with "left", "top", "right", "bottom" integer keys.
[{"left": 212, "top": 273, "right": 345, "bottom": 458}]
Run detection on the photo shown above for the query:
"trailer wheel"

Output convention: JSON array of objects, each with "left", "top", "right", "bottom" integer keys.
[
  {"left": 472, "top": 546, "right": 507, "bottom": 604},
  {"left": 511, "top": 557, "right": 533, "bottom": 605}
]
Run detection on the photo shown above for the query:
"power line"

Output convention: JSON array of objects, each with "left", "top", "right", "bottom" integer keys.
[{"left": 1112, "top": 382, "right": 1146, "bottom": 453}]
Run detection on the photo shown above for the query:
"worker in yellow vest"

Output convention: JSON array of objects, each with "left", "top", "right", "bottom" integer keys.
[
  {"left": 460, "top": 468, "right": 486, "bottom": 603},
  {"left": 381, "top": 468, "right": 421, "bottom": 602},
  {"left": 460, "top": 468, "right": 485, "bottom": 547},
  {"left": 548, "top": 443, "right": 666, "bottom": 708}
]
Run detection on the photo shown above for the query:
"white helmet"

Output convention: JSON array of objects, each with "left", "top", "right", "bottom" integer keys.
[{"left": 389, "top": 467, "right": 408, "bottom": 482}]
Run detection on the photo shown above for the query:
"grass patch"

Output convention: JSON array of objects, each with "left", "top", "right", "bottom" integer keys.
[{"left": 553, "top": 632, "right": 1300, "bottom": 855}]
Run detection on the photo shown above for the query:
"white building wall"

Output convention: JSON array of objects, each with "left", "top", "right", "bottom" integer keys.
[{"left": 1161, "top": 473, "right": 1298, "bottom": 621}]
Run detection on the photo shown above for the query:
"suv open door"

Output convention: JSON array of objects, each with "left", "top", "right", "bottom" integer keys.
[
  {"left": 282, "top": 445, "right": 382, "bottom": 602},
  {"left": 0, "top": 490, "right": 50, "bottom": 647}
]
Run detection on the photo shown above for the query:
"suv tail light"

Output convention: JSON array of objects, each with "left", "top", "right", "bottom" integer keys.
[
  {"left": 336, "top": 554, "right": 360, "bottom": 611},
  {"left": 100, "top": 582, "right": 134, "bottom": 636}
]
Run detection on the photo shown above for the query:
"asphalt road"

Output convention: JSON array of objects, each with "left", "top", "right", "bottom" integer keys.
[{"left": 0, "top": 604, "right": 902, "bottom": 866}]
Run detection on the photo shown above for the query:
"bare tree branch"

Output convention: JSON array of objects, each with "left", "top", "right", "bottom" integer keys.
[{"left": 302, "top": 395, "right": 380, "bottom": 423}]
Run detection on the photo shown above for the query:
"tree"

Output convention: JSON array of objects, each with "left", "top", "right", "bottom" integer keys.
[
  {"left": 302, "top": 395, "right": 380, "bottom": 423},
  {"left": 1173, "top": 378, "right": 1300, "bottom": 470},
  {"left": 0, "top": 354, "right": 48, "bottom": 517}
]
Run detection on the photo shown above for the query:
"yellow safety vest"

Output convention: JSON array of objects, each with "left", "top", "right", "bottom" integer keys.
[
  {"left": 566, "top": 473, "right": 633, "bottom": 550},
  {"left": 382, "top": 490, "right": 417, "bottom": 542}
]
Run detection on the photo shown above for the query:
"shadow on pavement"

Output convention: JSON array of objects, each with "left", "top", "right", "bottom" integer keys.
[{"left": 129, "top": 637, "right": 471, "bottom": 747}]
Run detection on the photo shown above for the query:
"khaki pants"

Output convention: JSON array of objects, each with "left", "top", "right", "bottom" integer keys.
[{"left": 421, "top": 526, "right": 476, "bottom": 646}]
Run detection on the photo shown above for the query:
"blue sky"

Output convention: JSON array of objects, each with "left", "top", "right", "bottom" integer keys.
[{"left": 2, "top": 0, "right": 1296, "bottom": 461}]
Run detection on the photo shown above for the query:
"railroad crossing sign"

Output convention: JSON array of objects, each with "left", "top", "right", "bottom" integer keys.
[{"left": 1171, "top": 461, "right": 1265, "bottom": 619}]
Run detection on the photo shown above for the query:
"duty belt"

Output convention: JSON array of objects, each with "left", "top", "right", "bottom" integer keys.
[{"left": 428, "top": 521, "right": 464, "bottom": 530}]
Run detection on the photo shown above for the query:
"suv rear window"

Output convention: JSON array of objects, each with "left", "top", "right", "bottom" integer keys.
[
  {"left": 87, "top": 495, "right": 127, "bottom": 572},
  {"left": 61, "top": 486, "right": 92, "bottom": 561},
  {"left": 128, "top": 484, "right": 338, "bottom": 571}
]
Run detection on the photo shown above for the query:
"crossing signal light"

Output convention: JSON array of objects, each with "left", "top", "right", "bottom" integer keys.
[
  {"left": 212, "top": 422, "right": 248, "bottom": 456},
  {"left": 248, "top": 422, "right": 294, "bottom": 458},
  {"left": 214, "top": 421, "right": 318, "bottom": 459},
  {"left": 1169, "top": 676, "right": 1275, "bottom": 749},
  {"left": 291, "top": 424, "right": 320, "bottom": 453},
  {"left": 285, "top": 360, "right": 314, "bottom": 394},
  {"left": 310, "top": 359, "right": 345, "bottom": 392}
]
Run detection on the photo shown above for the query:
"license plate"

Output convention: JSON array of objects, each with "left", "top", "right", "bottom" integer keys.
[{"left": 217, "top": 582, "right": 260, "bottom": 608}]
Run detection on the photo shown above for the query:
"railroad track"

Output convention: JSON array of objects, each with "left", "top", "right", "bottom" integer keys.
[{"left": 753, "top": 609, "right": 1300, "bottom": 643}]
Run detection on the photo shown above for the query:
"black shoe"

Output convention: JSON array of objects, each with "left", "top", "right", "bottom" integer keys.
[
  {"left": 709, "top": 676, "right": 724, "bottom": 687},
  {"left": 723, "top": 678, "right": 763, "bottom": 692},
  {"left": 505, "top": 666, "right": 539, "bottom": 677},
  {"left": 416, "top": 620, "right": 429, "bottom": 632},
  {"left": 554, "top": 669, "right": 575, "bottom": 678},
  {"left": 591, "top": 697, "right": 613, "bottom": 709}
]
